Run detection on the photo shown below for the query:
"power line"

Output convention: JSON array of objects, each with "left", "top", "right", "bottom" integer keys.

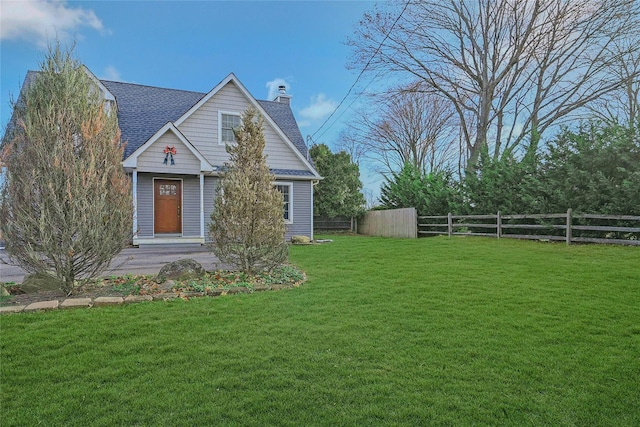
[{"left": 309, "top": 0, "right": 411, "bottom": 143}]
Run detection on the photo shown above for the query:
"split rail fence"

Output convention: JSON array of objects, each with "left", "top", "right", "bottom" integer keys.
[
  {"left": 418, "top": 209, "right": 640, "bottom": 246},
  {"left": 314, "top": 216, "right": 354, "bottom": 232}
]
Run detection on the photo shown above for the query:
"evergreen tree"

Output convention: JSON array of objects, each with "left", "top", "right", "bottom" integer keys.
[
  {"left": 0, "top": 42, "right": 132, "bottom": 293},
  {"left": 462, "top": 150, "right": 541, "bottom": 215},
  {"left": 380, "top": 162, "right": 461, "bottom": 215},
  {"left": 538, "top": 122, "right": 640, "bottom": 215},
  {"left": 309, "top": 143, "right": 365, "bottom": 218},
  {"left": 208, "top": 107, "right": 288, "bottom": 274}
]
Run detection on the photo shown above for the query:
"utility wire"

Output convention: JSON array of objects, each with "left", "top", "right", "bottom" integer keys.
[{"left": 309, "top": 0, "right": 411, "bottom": 143}]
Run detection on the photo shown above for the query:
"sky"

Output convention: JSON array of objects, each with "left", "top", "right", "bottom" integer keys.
[{"left": 0, "top": 0, "right": 383, "bottom": 195}]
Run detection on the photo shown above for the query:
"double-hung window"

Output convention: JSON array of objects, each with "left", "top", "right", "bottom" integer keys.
[
  {"left": 275, "top": 182, "right": 293, "bottom": 224},
  {"left": 219, "top": 112, "right": 241, "bottom": 145}
]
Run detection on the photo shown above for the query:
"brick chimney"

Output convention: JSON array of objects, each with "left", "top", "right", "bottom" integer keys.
[{"left": 274, "top": 85, "right": 291, "bottom": 105}]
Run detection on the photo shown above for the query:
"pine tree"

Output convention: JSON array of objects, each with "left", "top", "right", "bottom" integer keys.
[
  {"left": 208, "top": 107, "right": 288, "bottom": 274},
  {"left": 0, "top": 42, "right": 132, "bottom": 293}
]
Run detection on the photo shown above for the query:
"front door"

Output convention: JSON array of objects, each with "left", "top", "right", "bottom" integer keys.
[{"left": 154, "top": 180, "right": 182, "bottom": 234}]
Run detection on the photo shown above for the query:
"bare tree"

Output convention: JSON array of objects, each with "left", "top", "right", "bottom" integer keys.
[
  {"left": 343, "top": 86, "right": 457, "bottom": 175},
  {"left": 0, "top": 42, "right": 132, "bottom": 294},
  {"left": 335, "top": 127, "right": 367, "bottom": 167},
  {"left": 589, "top": 36, "right": 640, "bottom": 129},
  {"left": 348, "top": 0, "right": 640, "bottom": 167}
]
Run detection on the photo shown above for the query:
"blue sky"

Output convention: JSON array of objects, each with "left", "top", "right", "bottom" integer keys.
[{"left": 1, "top": 0, "right": 382, "bottom": 195}]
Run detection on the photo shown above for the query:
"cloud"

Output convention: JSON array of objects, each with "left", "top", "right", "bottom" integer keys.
[
  {"left": 299, "top": 94, "right": 337, "bottom": 121},
  {"left": 0, "top": 0, "right": 106, "bottom": 47},
  {"left": 100, "top": 65, "right": 123, "bottom": 82},
  {"left": 266, "top": 78, "right": 291, "bottom": 101}
]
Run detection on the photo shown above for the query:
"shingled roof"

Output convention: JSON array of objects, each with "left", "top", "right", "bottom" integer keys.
[
  {"left": 5, "top": 72, "right": 311, "bottom": 168},
  {"left": 101, "top": 80, "right": 311, "bottom": 162},
  {"left": 101, "top": 80, "right": 205, "bottom": 158}
]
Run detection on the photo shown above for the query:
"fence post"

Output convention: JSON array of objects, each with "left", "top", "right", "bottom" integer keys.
[
  {"left": 497, "top": 211, "right": 502, "bottom": 239},
  {"left": 566, "top": 208, "right": 572, "bottom": 245},
  {"left": 448, "top": 212, "right": 452, "bottom": 237}
]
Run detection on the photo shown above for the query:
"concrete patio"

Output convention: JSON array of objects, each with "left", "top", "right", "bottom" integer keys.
[{"left": 0, "top": 245, "right": 220, "bottom": 284}]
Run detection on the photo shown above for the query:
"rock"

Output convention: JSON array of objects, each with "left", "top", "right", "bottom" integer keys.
[
  {"left": 60, "top": 298, "right": 92, "bottom": 309},
  {"left": 206, "top": 288, "right": 224, "bottom": 297},
  {"left": 93, "top": 296, "right": 123, "bottom": 306},
  {"left": 157, "top": 279, "right": 176, "bottom": 291},
  {"left": 0, "top": 305, "right": 26, "bottom": 314},
  {"left": 157, "top": 259, "right": 205, "bottom": 282},
  {"left": 20, "top": 273, "right": 63, "bottom": 293},
  {"left": 0, "top": 285, "right": 9, "bottom": 297},
  {"left": 24, "top": 300, "right": 59, "bottom": 312},
  {"left": 291, "top": 235, "right": 311, "bottom": 245}
]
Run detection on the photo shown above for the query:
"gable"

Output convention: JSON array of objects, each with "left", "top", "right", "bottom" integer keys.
[
  {"left": 101, "top": 80, "right": 205, "bottom": 158},
  {"left": 176, "top": 79, "right": 314, "bottom": 174},
  {"left": 123, "top": 123, "right": 213, "bottom": 172},
  {"left": 136, "top": 130, "right": 202, "bottom": 174}
]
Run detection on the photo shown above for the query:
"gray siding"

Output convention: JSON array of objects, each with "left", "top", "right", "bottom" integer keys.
[
  {"left": 182, "top": 176, "right": 201, "bottom": 237},
  {"left": 177, "top": 81, "right": 308, "bottom": 170},
  {"left": 202, "top": 178, "right": 312, "bottom": 242},
  {"left": 287, "top": 180, "right": 313, "bottom": 240},
  {"left": 137, "top": 131, "right": 201, "bottom": 174},
  {"left": 136, "top": 173, "right": 202, "bottom": 238},
  {"left": 136, "top": 174, "right": 153, "bottom": 238}
]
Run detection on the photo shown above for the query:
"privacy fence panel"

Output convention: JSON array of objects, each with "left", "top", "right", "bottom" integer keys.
[{"left": 358, "top": 208, "right": 417, "bottom": 239}]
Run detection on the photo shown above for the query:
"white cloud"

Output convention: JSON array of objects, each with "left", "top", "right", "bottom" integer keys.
[
  {"left": 0, "top": 0, "right": 106, "bottom": 47},
  {"left": 266, "top": 78, "right": 291, "bottom": 101},
  {"left": 101, "top": 65, "right": 122, "bottom": 82},
  {"left": 299, "top": 94, "right": 337, "bottom": 121}
]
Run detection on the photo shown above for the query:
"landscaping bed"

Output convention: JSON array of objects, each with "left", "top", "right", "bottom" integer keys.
[{"left": 0, "top": 265, "right": 305, "bottom": 307}]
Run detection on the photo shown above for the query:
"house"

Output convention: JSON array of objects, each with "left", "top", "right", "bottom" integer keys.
[{"left": 6, "top": 68, "right": 321, "bottom": 245}]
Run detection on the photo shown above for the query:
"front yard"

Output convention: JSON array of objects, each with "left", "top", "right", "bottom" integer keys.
[{"left": 1, "top": 235, "right": 638, "bottom": 425}]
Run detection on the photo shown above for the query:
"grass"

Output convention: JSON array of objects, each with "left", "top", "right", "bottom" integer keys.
[{"left": 1, "top": 235, "right": 639, "bottom": 426}]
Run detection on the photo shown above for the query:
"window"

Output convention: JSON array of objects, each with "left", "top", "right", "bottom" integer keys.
[
  {"left": 159, "top": 184, "right": 177, "bottom": 196},
  {"left": 219, "top": 112, "right": 241, "bottom": 144},
  {"left": 275, "top": 183, "right": 293, "bottom": 224}
]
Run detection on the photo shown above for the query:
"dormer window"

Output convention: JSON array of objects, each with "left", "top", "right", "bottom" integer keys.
[{"left": 219, "top": 111, "right": 241, "bottom": 144}]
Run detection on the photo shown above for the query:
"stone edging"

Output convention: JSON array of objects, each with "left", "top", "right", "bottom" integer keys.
[{"left": 0, "top": 283, "right": 299, "bottom": 315}]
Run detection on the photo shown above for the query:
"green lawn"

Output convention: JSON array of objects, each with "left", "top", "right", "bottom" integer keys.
[{"left": 1, "top": 235, "right": 639, "bottom": 426}]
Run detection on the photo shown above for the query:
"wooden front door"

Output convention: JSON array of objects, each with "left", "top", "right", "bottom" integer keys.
[{"left": 154, "top": 180, "right": 182, "bottom": 234}]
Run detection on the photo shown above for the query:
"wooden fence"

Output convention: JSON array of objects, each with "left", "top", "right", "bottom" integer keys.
[
  {"left": 418, "top": 209, "right": 640, "bottom": 246},
  {"left": 358, "top": 208, "right": 417, "bottom": 238},
  {"left": 314, "top": 216, "right": 354, "bottom": 232}
]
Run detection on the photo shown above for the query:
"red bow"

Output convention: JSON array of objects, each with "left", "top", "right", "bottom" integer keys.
[{"left": 164, "top": 146, "right": 177, "bottom": 155}]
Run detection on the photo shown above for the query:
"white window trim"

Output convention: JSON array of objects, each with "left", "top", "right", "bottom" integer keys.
[
  {"left": 218, "top": 111, "right": 242, "bottom": 145},
  {"left": 275, "top": 181, "right": 293, "bottom": 225}
]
